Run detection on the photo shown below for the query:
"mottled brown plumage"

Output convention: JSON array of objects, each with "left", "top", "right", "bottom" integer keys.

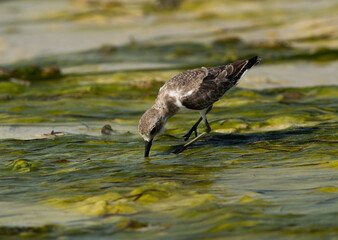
[{"left": 139, "top": 56, "right": 261, "bottom": 157}]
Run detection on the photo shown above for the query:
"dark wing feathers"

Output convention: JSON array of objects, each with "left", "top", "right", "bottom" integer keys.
[
  {"left": 159, "top": 67, "right": 208, "bottom": 94},
  {"left": 181, "top": 56, "right": 259, "bottom": 110},
  {"left": 226, "top": 59, "right": 248, "bottom": 80},
  {"left": 226, "top": 56, "right": 260, "bottom": 81},
  {"left": 246, "top": 56, "right": 260, "bottom": 69},
  {"left": 181, "top": 73, "right": 233, "bottom": 110}
]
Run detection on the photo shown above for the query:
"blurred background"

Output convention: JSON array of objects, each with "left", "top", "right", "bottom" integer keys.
[{"left": 0, "top": 0, "right": 337, "bottom": 87}]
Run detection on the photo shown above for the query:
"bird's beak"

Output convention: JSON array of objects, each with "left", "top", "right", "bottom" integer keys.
[{"left": 144, "top": 139, "right": 153, "bottom": 158}]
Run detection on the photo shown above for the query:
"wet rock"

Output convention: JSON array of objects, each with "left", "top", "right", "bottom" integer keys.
[
  {"left": 0, "top": 66, "right": 61, "bottom": 81},
  {"left": 119, "top": 219, "right": 148, "bottom": 229},
  {"left": 41, "top": 67, "right": 61, "bottom": 78},
  {"left": 101, "top": 124, "right": 114, "bottom": 135},
  {"left": 282, "top": 91, "right": 306, "bottom": 100},
  {"left": 99, "top": 44, "right": 117, "bottom": 55},
  {"left": 0, "top": 69, "right": 10, "bottom": 80}
]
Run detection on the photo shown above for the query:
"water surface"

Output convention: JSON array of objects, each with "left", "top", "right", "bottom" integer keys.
[
  {"left": 0, "top": 0, "right": 337, "bottom": 239},
  {"left": 1, "top": 77, "right": 337, "bottom": 238}
]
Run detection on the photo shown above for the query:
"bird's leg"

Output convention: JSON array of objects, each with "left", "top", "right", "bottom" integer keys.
[
  {"left": 183, "top": 117, "right": 202, "bottom": 141},
  {"left": 183, "top": 105, "right": 212, "bottom": 141},
  {"left": 203, "top": 117, "right": 211, "bottom": 133}
]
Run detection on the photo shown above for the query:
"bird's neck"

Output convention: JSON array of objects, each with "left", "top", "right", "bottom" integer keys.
[
  {"left": 153, "top": 103, "right": 171, "bottom": 118},
  {"left": 155, "top": 97, "right": 180, "bottom": 117}
]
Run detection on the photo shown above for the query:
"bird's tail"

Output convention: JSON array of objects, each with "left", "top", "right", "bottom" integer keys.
[
  {"left": 228, "top": 56, "right": 261, "bottom": 81},
  {"left": 245, "top": 56, "right": 261, "bottom": 69}
]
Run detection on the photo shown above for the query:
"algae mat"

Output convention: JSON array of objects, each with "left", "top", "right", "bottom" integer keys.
[
  {"left": 0, "top": 74, "right": 337, "bottom": 239},
  {"left": 0, "top": 0, "right": 338, "bottom": 238}
]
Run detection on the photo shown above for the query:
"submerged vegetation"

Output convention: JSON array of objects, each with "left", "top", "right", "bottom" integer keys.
[
  {"left": 0, "top": 70, "right": 337, "bottom": 238},
  {"left": 0, "top": 0, "right": 337, "bottom": 239}
]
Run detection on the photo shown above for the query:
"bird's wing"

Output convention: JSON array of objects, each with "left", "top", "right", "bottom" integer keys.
[
  {"left": 181, "top": 57, "right": 259, "bottom": 110},
  {"left": 158, "top": 67, "right": 209, "bottom": 95},
  {"left": 180, "top": 65, "right": 230, "bottom": 110}
]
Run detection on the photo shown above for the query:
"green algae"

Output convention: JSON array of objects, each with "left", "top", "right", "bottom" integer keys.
[
  {"left": 0, "top": 80, "right": 337, "bottom": 239},
  {"left": 0, "top": 224, "right": 57, "bottom": 238},
  {"left": 0, "top": 82, "right": 26, "bottom": 95},
  {"left": 8, "top": 38, "right": 337, "bottom": 72},
  {"left": 8, "top": 159, "right": 40, "bottom": 173},
  {"left": 0, "top": 0, "right": 337, "bottom": 239}
]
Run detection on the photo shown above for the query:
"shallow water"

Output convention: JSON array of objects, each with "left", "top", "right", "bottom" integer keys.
[
  {"left": 0, "top": 73, "right": 337, "bottom": 238},
  {"left": 0, "top": 0, "right": 338, "bottom": 239}
]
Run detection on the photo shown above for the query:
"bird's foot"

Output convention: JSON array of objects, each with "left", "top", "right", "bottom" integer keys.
[
  {"left": 174, "top": 132, "right": 208, "bottom": 154},
  {"left": 183, "top": 126, "right": 198, "bottom": 141}
]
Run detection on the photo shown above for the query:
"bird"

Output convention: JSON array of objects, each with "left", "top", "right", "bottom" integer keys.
[{"left": 138, "top": 56, "right": 261, "bottom": 157}]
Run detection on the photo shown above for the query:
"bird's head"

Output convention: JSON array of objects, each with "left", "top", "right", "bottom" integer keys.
[{"left": 138, "top": 106, "right": 167, "bottom": 157}]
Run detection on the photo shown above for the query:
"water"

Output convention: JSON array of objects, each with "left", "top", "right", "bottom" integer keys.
[
  {"left": 0, "top": 77, "right": 337, "bottom": 239},
  {"left": 0, "top": 0, "right": 337, "bottom": 239}
]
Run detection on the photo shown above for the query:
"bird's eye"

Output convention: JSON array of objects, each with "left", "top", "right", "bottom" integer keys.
[{"left": 150, "top": 127, "right": 157, "bottom": 135}]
